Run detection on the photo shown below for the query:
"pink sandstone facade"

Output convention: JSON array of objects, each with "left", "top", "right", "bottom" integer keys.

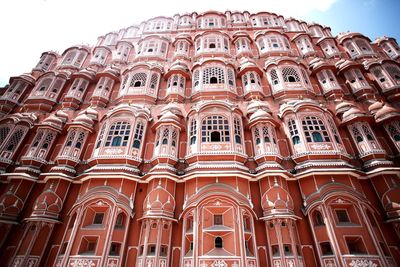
[{"left": 0, "top": 10, "right": 400, "bottom": 267}]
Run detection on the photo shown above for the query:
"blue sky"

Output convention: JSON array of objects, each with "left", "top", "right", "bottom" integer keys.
[{"left": 0, "top": 0, "right": 399, "bottom": 87}]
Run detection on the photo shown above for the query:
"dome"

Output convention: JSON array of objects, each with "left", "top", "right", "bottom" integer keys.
[
  {"left": 247, "top": 100, "right": 271, "bottom": 115},
  {"left": 342, "top": 107, "right": 366, "bottom": 123},
  {"left": 158, "top": 110, "right": 180, "bottom": 124},
  {"left": 42, "top": 111, "right": 68, "bottom": 130},
  {"left": 375, "top": 104, "right": 400, "bottom": 123},
  {"left": 249, "top": 109, "right": 271, "bottom": 124},
  {"left": 335, "top": 101, "right": 355, "bottom": 116},
  {"left": 368, "top": 101, "right": 383, "bottom": 115},
  {"left": 261, "top": 184, "right": 294, "bottom": 214},
  {"left": 143, "top": 184, "right": 175, "bottom": 218},
  {"left": 161, "top": 102, "right": 183, "bottom": 117}
]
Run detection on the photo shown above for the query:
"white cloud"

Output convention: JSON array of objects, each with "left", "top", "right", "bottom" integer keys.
[{"left": 0, "top": 0, "right": 338, "bottom": 86}]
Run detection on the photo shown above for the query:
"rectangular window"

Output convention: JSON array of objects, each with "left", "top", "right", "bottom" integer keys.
[
  {"left": 214, "top": 215, "right": 223, "bottom": 225},
  {"left": 109, "top": 243, "right": 120, "bottom": 255},
  {"left": 272, "top": 245, "right": 280, "bottom": 256},
  {"left": 320, "top": 242, "right": 333, "bottom": 255},
  {"left": 284, "top": 244, "right": 292, "bottom": 256},
  {"left": 345, "top": 237, "right": 366, "bottom": 254},
  {"left": 336, "top": 210, "right": 350, "bottom": 223},
  {"left": 93, "top": 213, "right": 104, "bottom": 225}
]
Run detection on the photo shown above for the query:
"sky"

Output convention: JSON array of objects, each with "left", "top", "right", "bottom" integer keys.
[{"left": 0, "top": 0, "right": 399, "bottom": 87}]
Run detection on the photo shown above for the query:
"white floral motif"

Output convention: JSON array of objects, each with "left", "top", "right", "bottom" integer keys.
[
  {"left": 232, "top": 262, "right": 239, "bottom": 267},
  {"left": 211, "top": 260, "right": 227, "bottom": 267},
  {"left": 349, "top": 260, "right": 377, "bottom": 267},
  {"left": 70, "top": 259, "right": 96, "bottom": 267}
]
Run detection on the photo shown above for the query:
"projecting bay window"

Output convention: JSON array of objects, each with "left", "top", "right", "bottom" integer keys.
[
  {"left": 384, "top": 120, "right": 400, "bottom": 152},
  {"left": 231, "top": 13, "right": 245, "bottom": 24},
  {"left": 178, "top": 16, "right": 192, "bottom": 27},
  {"left": 234, "top": 37, "right": 251, "bottom": 55},
  {"left": 251, "top": 15, "right": 281, "bottom": 27},
  {"left": 24, "top": 129, "right": 56, "bottom": 160},
  {"left": 0, "top": 124, "right": 29, "bottom": 160},
  {"left": 257, "top": 34, "right": 291, "bottom": 54},
  {"left": 34, "top": 53, "right": 56, "bottom": 71},
  {"left": 66, "top": 78, "right": 89, "bottom": 100},
  {"left": 93, "top": 77, "right": 114, "bottom": 99},
  {"left": 166, "top": 74, "right": 185, "bottom": 96},
  {"left": 119, "top": 70, "right": 160, "bottom": 97},
  {"left": 195, "top": 34, "right": 230, "bottom": 55},
  {"left": 197, "top": 16, "right": 226, "bottom": 29},
  {"left": 29, "top": 74, "right": 66, "bottom": 101},
  {"left": 286, "top": 20, "right": 302, "bottom": 32},
  {"left": 144, "top": 19, "right": 173, "bottom": 32},
  {"left": 1, "top": 80, "right": 28, "bottom": 102},
  {"left": 370, "top": 63, "right": 400, "bottom": 92},
  {"left": 242, "top": 71, "right": 262, "bottom": 94},
  {"left": 252, "top": 124, "right": 279, "bottom": 157},
  {"left": 296, "top": 36, "right": 315, "bottom": 56},
  {"left": 154, "top": 126, "right": 179, "bottom": 158},
  {"left": 137, "top": 39, "right": 168, "bottom": 58},
  {"left": 174, "top": 40, "right": 190, "bottom": 57},
  {"left": 192, "top": 65, "right": 236, "bottom": 93},
  {"left": 343, "top": 69, "right": 371, "bottom": 93},
  {"left": 343, "top": 38, "right": 375, "bottom": 59},
  {"left": 58, "top": 129, "right": 88, "bottom": 160},
  {"left": 348, "top": 122, "right": 384, "bottom": 157},
  {"left": 267, "top": 65, "right": 312, "bottom": 94},
  {"left": 316, "top": 69, "right": 341, "bottom": 94},
  {"left": 380, "top": 41, "right": 400, "bottom": 59},
  {"left": 319, "top": 39, "right": 340, "bottom": 57},
  {"left": 94, "top": 119, "right": 146, "bottom": 158},
  {"left": 90, "top": 47, "right": 109, "bottom": 65},
  {"left": 60, "top": 49, "right": 87, "bottom": 68},
  {"left": 309, "top": 25, "right": 324, "bottom": 38},
  {"left": 114, "top": 43, "right": 131, "bottom": 62}
]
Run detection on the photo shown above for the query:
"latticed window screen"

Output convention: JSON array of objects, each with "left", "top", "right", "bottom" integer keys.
[
  {"left": 105, "top": 122, "right": 131, "bottom": 147},
  {"left": 96, "top": 124, "right": 106, "bottom": 148},
  {"left": 32, "top": 130, "right": 44, "bottom": 147},
  {"left": 263, "top": 126, "right": 273, "bottom": 143},
  {"left": 351, "top": 125, "right": 364, "bottom": 143},
  {"left": 42, "top": 132, "right": 55, "bottom": 149},
  {"left": 50, "top": 79, "right": 64, "bottom": 94},
  {"left": 36, "top": 78, "right": 52, "bottom": 93},
  {"left": 282, "top": 67, "right": 300, "bottom": 82},
  {"left": 171, "top": 130, "right": 177, "bottom": 147},
  {"left": 5, "top": 128, "right": 26, "bottom": 152},
  {"left": 189, "top": 119, "right": 197, "bottom": 145},
  {"left": 227, "top": 69, "right": 235, "bottom": 86},
  {"left": 327, "top": 118, "right": 341, "bottom": 144},
  {"left": 149, "top": 73, "right": 159, "bottom": 89},
  {"left": 75, "top": 132, "right": 86, "bottom": 149},
  {"left": 162, "top": 128, "right": 170, "bottom": 145},
  {"left": 254, "top": 128, "right": 261, "bottom": 145},
  {"left": 355, "top": 39, "right": 372, "bottom": 52},
  {"left": 301, "top": 69, "right": 310, "bottom": 85},
  {"left": 133, "top": 122, "right": 144, "bottom": 149},
  {"left": 288, "top": 119, "right": 300, "bottom": 144},
  {"left": 193, "top": 70, "right": 200, "bottom": 87},
  {"left": 0, "top": 125, "right": 11, "bottom": 146},
  {"left": 201, "top": 115, "right": 230, "bottom": 142},
  {"left": 386, "top": 121, "right": 400, "bottom": 141},
  {"left": 130, "top": 72, "right": 147, "bottom": 87},
  {"left": 371, "top": 67, "right": 387, "bottom": 83},
  {"left": 65, "top": 130, "right": 76, "bottom": 147},
  {"left": 203, "top": 67, "right": 225, "bottom": 84},
  {"left": 270, "top": 69, "right": 279, "bottom": 85},
  {"left": 234, "top": 118, "right": 242, "bottom": 144},
  {"left": 361, "top": 124, "right": 375, "bottom": 140},
  {"left": 384, "top": 64, "right": 400, "bottom": 82},
  {"left": 302, "top": 116, "right": 330, "bottom": 143}
]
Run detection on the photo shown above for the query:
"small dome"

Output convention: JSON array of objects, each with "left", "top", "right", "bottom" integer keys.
[
  {"left": 161, "top": 102, "right": 183, "bottom": 117},
  {"left": 375, "top": 104, "right": 400, "bottom": 123},
  {"left": 249, "top": 109, "right": 271, "bottom": 124},
  {"left": 368, "top": 101, "right": 383, "bottom": 115},
  {"left": 335, "top": 101, "right": 354, "bottom": 116},
  {"left": 159, "top": 110, "right": 180, "bottom": 124},
  {"left": 342, "top": 107, "right": 366, "bottom": 123},
  {"left": 247, "top": 100, "right": 271, "bottom": 115},
  {"left": 143, "top": 185, "right": 175, "bottom": 217},
  {"left": 42, "top": 111, "right": 68, "bottom": 130},
  {"left": 261, "top": 184, "right": 294, "bottom": 213}
]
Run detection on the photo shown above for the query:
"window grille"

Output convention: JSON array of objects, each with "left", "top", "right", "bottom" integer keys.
[
  {"left": 234, "top": 118, "right": 242, "bottom": 144},
  {"left": 189, "top": 119, "right": 197, "bottom": 145},
  {"left": 385, "top": 121, "right": 400, "bottom": 143},
  {"left": 254, "top": 128, "right": 261, "bottom": 145},
  {"left": 0, "top": 126, "right": 11, "bottom": 147},
  {"left": 203, "top": 67, "right": 225, "bottom": 84},
  {"left": 105, "top": 121, "right": 131, "bottom": 147},
  {"left": 384, "top": 64, "right": 400, "bottom": 82},
  {"left": 282, "top": 67, "right": 300, "bottom": 82},
  {"left": 227, "top": 69, "right": 235, "bottom": 86},
  {"left": 5, "top": 128, "right": 26, "bottom": 152},
  {"left": 302, "top": 116, "right": 330, "bottom": 143},
  {"left": 270, "top": 69, "right": 279, "bottom": 85},
  {"left": 149, "top": 73, "right": 159, "bottom": 89},
  {"left": 355, "top": 39, "right": 372, "bottom": 52},
  {"left": 96, "top": 124, "right": 106, "bottom": 148},
  {"left": 288, "top": 119, "right": 300, "bottom": 144},
  {"left": 130, "top": 72, "right": 147, "bottom": 88},
  {"left": 133, "top": 122, "right": 144, "bottom": 149},
  {"left": 65, "top": 130, "right": 76, "bottom": 147},
  {"left": 201, "top": 115, "right": 230, "bottom": 142},
  {"left": 327, "top": 118, "right": 341, "bottom": 144}
]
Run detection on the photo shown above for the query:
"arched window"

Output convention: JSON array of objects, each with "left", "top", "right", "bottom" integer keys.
[
  {"left": 203, "top": 67, "right": 225, "bottom": 84},
  {"left": 201, "top": 116, "right": 230, "bottom": 142},
  {"left": 132, "top": 122, "right": 144, "bottom": 149},
  {"left": 302, "top": 116, "right": 330, "bottom": 143},
  {"left": 189, "top": 119, "right": 197, "bottom": 145},
  {"left": 215, "top": 237, "right": 223, "bottom": 248},
  {"left": 314, "top": 211, "right": 325, "bottom": 226},
  {"left": 115, "top": 213, "right": 125, "bottom": 229},
  {"left": 282, "top": 67, "right": 300, "bottom": 83},
  {"left": 130, "top": 72, "right": 147, "bottom": 88},
  {"left": 234, "top": 118, "right": 242, "bottom": 144},
  {"left": 105, "top": 121, "right": 131, "bottom": 147},
  {"left": 0, "top": 126, "right": 12, "bottom": 147},
  {"left": 288, "top": 119, "right": 301, "bottom": 145}
]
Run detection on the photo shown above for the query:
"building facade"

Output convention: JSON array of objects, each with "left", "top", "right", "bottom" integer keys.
[{"left": 0, "top": 10, "right": 400, "bottom": 267}]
